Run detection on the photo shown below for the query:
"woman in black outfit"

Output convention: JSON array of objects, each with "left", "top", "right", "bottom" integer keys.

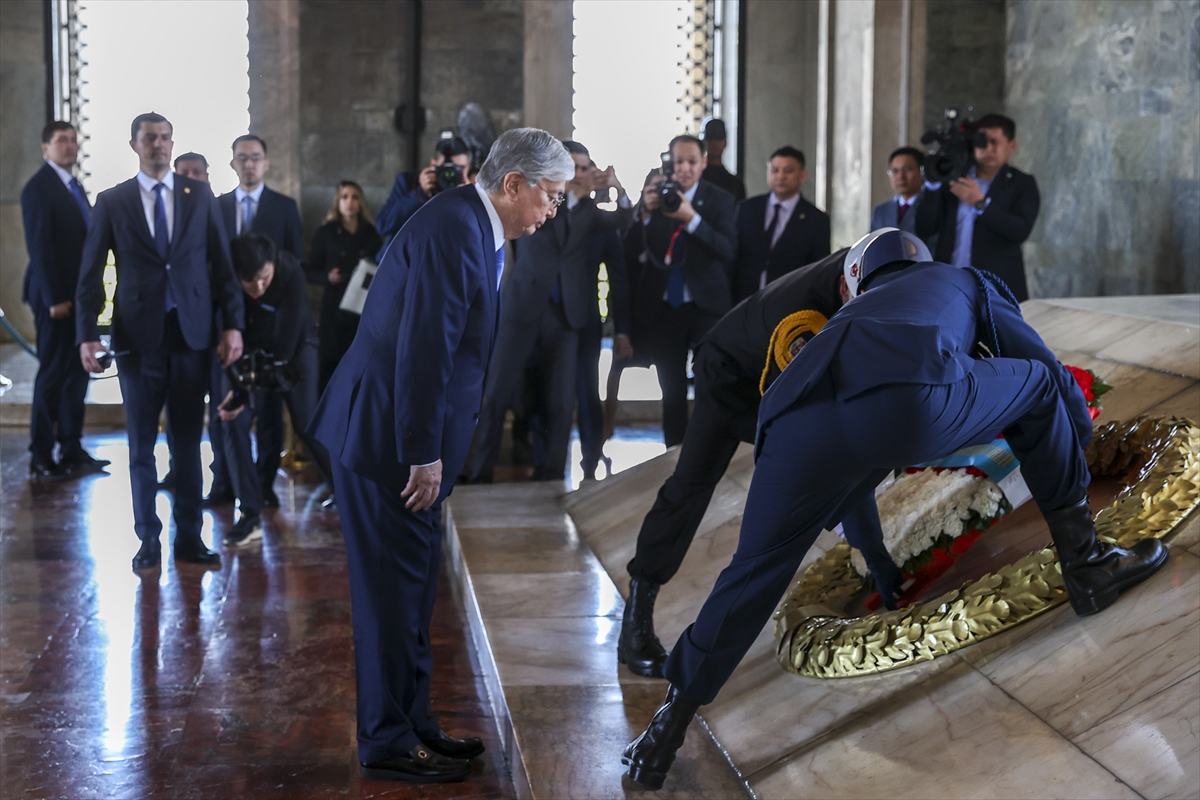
[{"left": 306, "top": 180, "right": 383, "bottom": 393}]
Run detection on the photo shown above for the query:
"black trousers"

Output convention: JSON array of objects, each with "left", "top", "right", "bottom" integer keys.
[
  {"left": 575, "top": 317, "right": 605, "bottom": 476},
  {"left": 649, "top": 301, "right": 720, "bottom": 448},
  {"left": 116, "top": 313, "right": 209, "bottom": 544},
  {"left": 29, "top": 308, "right": 90, "bottom": 461}
]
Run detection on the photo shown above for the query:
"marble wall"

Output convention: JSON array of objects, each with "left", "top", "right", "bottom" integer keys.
[
  {"left": 0, "top": 0, "right": 46, "bottom": 342},
  {"left": 922, "top": 0, "right": 1006, "bottom": 131},
  {"left": 1008, "top": 0, "right": 1200, "bottom": 296}
]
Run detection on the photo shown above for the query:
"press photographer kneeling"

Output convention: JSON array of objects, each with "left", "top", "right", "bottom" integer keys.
[{"left": 218, "top": 233, "right": 333, "bottom": 544}]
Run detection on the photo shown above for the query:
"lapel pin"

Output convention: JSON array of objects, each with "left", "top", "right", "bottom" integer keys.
[
  {"left": 184, "top": 187, "right": 191, "bottom": 194},
  {"left": 800, "top": 213, "right": 806, "bottom": 220}
]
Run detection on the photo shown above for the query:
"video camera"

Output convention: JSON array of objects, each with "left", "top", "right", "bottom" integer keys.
[
  {"left": 658, "top": 151, "right": 684, "bottom": 213},
  {"left": 221, "top": 350, "right": 298, "bottom": 413},
  {"left": 433, "top": 129, "right": 469, "bottom": 194},
  {"left": 920, "top": 108, "right": 987, "bottom": 183}
]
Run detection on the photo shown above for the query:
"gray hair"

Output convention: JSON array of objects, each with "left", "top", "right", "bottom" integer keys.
[{"left": 476, "top": 127, "right": 575, "bottom": 194}]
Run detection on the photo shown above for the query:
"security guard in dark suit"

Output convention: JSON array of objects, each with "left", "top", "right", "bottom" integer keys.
[
  {"left": 622, "top": 229, "right": 1169, "bottom": 790},
  {"left": 618, "top": 248, "right": 905, "bottom": 678}
]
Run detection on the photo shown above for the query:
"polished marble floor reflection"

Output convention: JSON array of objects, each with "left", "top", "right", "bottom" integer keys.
[{"left": 0, "top": 429, "right": 516, "bottom": 799}]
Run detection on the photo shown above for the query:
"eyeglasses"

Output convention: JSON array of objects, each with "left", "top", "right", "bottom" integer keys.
[
  {"left": 534, "top": 183, "right": 566, "bottom": 208},
  {"left": 234, "top": 154, "right": 265, "bottom": 164}
]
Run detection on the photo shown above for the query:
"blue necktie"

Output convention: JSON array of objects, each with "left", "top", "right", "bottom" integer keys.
[
  {"left": 68, "top": 178, "right": 90, "bottom": 224},
  {"left": 153, "top": 183, "right": 176, "bottom": 312},
  {"left": 495, "top": 245, "right": 505, "bottom": 290},
  {"left": 241, "top": 194, "right": 255, "bottom": 233}
]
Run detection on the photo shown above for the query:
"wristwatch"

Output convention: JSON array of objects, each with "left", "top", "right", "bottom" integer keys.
[{"left": 974, "top": 199, "right": 987, "bottom": 211}]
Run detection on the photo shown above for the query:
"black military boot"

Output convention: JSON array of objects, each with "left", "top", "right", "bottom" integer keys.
[
  {"left": 1045, "top": 499, "right": 1169, "bottom": 617},
  {"left": 617, "top": 578, "right": 668, "bottom": 677},
  {"left": 622, "top": 684, "right": 701, "bottom": 790}
]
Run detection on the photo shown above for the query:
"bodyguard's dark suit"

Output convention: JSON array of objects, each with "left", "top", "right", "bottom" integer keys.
[
  {"left": 308, "top": 185, "right": 501, "bottom": 763},
  {"left": 467, "top": 195, "right": 631, "bottom": 482},
  {"left": 915, "top": 165, "right": 1040, "bottom": 301},
  {"left": 76, "top": 174, "right": 243, "bottom": 546},
  {"left": 20, "top": 163, "right": 91, "bottom": 463},
  {"left": 664, "top": 261, "right": 1093, "bottom": 705},
  {"left": 733, "top": 193, "right": 831, "bottom": 303},
  {"left": 870, "top": 195, "right": 920, "bottom": 234},
  {"left": 634, "top": 180, "right": 738, "bottom": 446},
  {"left": 627, "top": 250, "right": 846, "bottom": 586},
  {"left": 218, "top": 186, "right": 303, "bottom": 258}
]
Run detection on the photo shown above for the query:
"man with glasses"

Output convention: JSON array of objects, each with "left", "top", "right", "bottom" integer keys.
[
  {"left": 464, "top": 140, "right": 631, "bottom": 484},
  {"left": 871, "top": 146, "right": 924, "bottom": 234}
]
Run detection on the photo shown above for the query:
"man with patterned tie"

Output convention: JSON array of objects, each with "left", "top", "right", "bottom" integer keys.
[
  {"left": 633, "top": 135, "right": 738, "bottom": 447},
  {"left": 76, "top": 112, "right": 245, "bottom": 572},
  {"left": 732, "top": 146, "right": 831, "bottom": 303},
  {"left": 20, "top": 121, "right": 110, "bottom": 480}
]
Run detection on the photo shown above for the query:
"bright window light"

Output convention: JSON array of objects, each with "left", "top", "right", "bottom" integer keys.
[{"left": 77, "top": 0, "right": 250, "bottom": 197}]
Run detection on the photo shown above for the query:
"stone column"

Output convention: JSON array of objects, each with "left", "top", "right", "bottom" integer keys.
[
  {"left": 248, "top": 0, "right": 302, "bottom": 203},
  {"left": 0, "top": 0, "right": 47, "bottom": 341},
  {"left": 523, "top": 0, "right": 573, "bottom": 139}
]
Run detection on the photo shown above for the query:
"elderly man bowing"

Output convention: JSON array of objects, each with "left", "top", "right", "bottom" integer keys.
[{"left": 309, "top": 128, "right": 574, "bottom": 784}]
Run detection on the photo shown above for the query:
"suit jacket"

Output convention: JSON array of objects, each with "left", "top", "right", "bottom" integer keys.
[
  {"left": 375, "top": 170, "right": 426, "bottom": 245},
  {"left": 218, "top": 185, "right": 303, "bottom": 258},
  {"left": 634, "top": 180, "right": 738, "bottom": 321},
  {"left": 870, "top": 195, "right": 920, "bottom": 234},
  {"left": 501, "top": 196, "right": 632, "bottom": 333},
  {"left": 241, "top": 250, "right": 317, "bottom": 360},
  {"left": 702, "top": 163, "right": 746, "bottom": 201},
  {"left": 21, "top": 163, "right": 90, "bottom": 313},
  {"left": 308, "top": 185, "right": 500, "bottom": 493},
  {"left": 756, "top": 261, "right": 1090, "bottom": 458},
  {"left": 914, "top": 165, "right": 1040, "bottom": 301},
  {"left": 733, "top": 193, "right": 831, "bottom": 303},
  {"left": 76, "top": 174, "right": 243, "bottom": 353}
]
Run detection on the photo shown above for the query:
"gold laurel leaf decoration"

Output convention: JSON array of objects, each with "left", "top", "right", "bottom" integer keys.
[{"left": 772, "top": 416, "right": 1200, "bottom": 680}]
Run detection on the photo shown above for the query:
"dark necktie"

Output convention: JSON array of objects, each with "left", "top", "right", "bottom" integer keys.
[
  {"left": 153, "top": 183, "right": 176, "bottom": 312},
  {"left": 666, "top": 220, "right": 685, "bottom": 308},
  {"left": 241, "top": 195, "right": 255, "bottom": 233},
  {"left": 897, "top": 200, "right": 909, "bottom": 224},
  {"left": 68, "top": 177, "right": 90, "bottom": 224},
  {"left": 765, "top": 202, "right": 783, "bottom": 249}
]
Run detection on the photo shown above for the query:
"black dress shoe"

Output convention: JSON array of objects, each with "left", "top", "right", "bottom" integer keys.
[
  {"left": 202, "top": 488, "right": 235, "bottom": 507},
  {"left": 623, "top": 684, "right": 701, "bottom": 790},
  {"left": 132, "top": 539, "right": 162, "bottom": 571},
  {"left": 60, "top": 451, "right": 111, "bottom": 472},
  {"left": 174, "top": 538, "right": 222, "bottom": 567},
  {"left": 618, "top": 578, "right": 668, "bottom": 678},
  {"left": 261, "top": 486, "right": 280, "bottom": 508},
  {"left": 320, "top": 494, "right": 337, "bottom": 511},
  {"left": 30, "top": 458, "right": 66, "bottom": 482},
  {"left": 420, "top": 731, "right": 485, "bottom": 760},
  {"left": 360, "top": 744, "right": 471, "bottom": 783}
]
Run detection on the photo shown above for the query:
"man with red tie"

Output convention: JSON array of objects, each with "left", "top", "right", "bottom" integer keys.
[{"left": 870, "top": 146, "right": 924, "bottom": 234}]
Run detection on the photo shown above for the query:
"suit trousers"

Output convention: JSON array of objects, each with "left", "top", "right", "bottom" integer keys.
[
  {"left": 116, "top": 312, "right": 210, "bottom": 544},
  {"left": 332, "top": 460, "right": 443, "bottom": 763},
  {"left": 649, "top": 302, "right": 721, "bottom": 448},
  {"left": 575, "top": 318, "right": 605, "bottom": 477},
  {"left": 207, "top": 357, "right": 229, "bottom": 492},
  {"left": 30, "top": 308, "right": 90, "bottom": 461},
  {"left": 626, "top": 393, "right": 747, "bottom": 585},
  {"left": 665, "top": 357, "right": 1091, "bottom": 705}
]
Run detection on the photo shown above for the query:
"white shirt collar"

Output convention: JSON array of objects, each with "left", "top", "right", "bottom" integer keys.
[
  {"left": 896, "top": 194, "right": 917, "bottom": 207},
  {"left": 137, "top": 170, "right": 174, "bottom": 192},
  {"left": 46, "top": 160, "right": 75, "bottom": 187},
  {"left": 683, "top": 182, "right": 699, "bottom": 202},
  {"left": 235, "top": 183, "right": 266, "bottom": 203},
  {"left": 769, "top": 192, "right": 802, "bottom": 216},
  {"left": 474, "top": 182, "right": 505, "bottom": 251}
]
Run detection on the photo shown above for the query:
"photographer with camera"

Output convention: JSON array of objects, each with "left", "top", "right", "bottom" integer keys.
[
  {"left": 633, "top": 135, "right": 738, "bottom": 447},
  {"left": 218, "top": 233, "right": 333, "bottom": 544},
  {"left": 915, "top": 112, "right": 1040, "bottom": 301},
  {"left": 374, "top": 131, "right": 473, "bottom": 256}
]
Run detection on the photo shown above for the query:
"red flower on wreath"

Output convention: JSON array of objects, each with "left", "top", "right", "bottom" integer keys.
[{"left": 1065, "top": 365, "right": 1113, "bottom": 420}]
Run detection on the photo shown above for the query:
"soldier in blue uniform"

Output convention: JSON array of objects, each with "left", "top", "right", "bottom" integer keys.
[{"left": 622, "top": 228, "right": 1170, "bottom": 790}]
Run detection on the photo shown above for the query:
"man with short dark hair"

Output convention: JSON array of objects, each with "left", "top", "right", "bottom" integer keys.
[
  {"left": 700, "top": 119, "right": 745, "bottom": 201},
  {"left": 174, "top": 152, "right": 209, "bottom": 183},
  {"left": 20, "top": 121, "right": 109, "bottom": 480},
  {"left": 76, "top": 112, "right": 244, "bottom": 571},
  {"left": 635, "top": 134, "right": 738, "bottom": 446},
  {"left": 733, "top": 146, "right": 831, "bottom": 303},
  {"left": 375, "top": 135, "right": 473, "bottom": 255},
  {"left": 915, "top": 113, "right": 1040, "bottom": 300},
  {"left": 871, "top": 146, "right": 923, "bottom": 233}
]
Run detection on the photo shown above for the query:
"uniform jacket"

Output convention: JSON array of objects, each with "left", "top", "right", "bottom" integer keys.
[
  {"left": 756, "top": 261, "right": 1089, "bottom": 458},
  {"left": 21, "top": 163, "right": 90, "bottom": 312},
  {"left": 733, "top": 193, "right": 831, "bottom": 303},
  {"left": 308, "top": 185, "right": 500, "bottom": 493},
  {"left": 870, "top": 195, "right": 920, "bottom": 234},
  {"left": 218, "top": 186, "right": 304, "bottom": 259},
  {"left": 75, "top": 174, "right": 243, "bottom": 352},
  {"left": 915, "top": 166, "right": 1040, "bottom": 301}
]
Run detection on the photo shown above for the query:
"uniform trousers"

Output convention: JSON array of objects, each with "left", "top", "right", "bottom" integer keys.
[
  {"left": 333, "top": 459, "right": 444, "bottom": 763},
  {"left": 29, "top": 308, "right": 90, "bottom": 461},
  {"left": 665, "top": 357, "right": 1091, "bottom": 704},
  {"left": 649, "top": 301, "right": 721, "bottom": 447},
  {"left": 115, "top": 312, "right": 210, "bottom": 543}
]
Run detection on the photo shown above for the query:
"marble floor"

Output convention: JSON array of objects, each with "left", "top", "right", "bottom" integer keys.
[{"left": 446, "top": 296, "right": 1200, "bottom": 799}]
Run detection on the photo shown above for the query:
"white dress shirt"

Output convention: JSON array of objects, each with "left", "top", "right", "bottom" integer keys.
[
  {"left": 473, "top": 182, "right": 505, "bottom": 285},
  {"left": 234, "top": 183, "right": 266, "bottom": 234},
  {"left": 136, "top": 170, "right": 174, "bottom": 243},
  {"left": 47, "top": 160, "right": 75, "bottom": 189},
  {"left": 765, "top": 192, "right": 801, "bottom": 249}
]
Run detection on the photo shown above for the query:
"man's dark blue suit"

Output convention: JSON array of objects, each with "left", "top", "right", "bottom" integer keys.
[
  {"left": 309, "top": 184, "right": 500, "bottom": 762},
  {"left": 662, "top": 261, "right": 1094, "bottom": 705},
  {"left": 76, "top": 173, "right": 243, "bottom": 547},
  {"left": 20, "top": 163, "right": 92, "bottom": 463},
  {"left": 217, "top": 186, "right": 303, "bottom": 258}
]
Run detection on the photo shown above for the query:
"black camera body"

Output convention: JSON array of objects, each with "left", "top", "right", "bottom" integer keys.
[
  {"left": 223, "top": 350, "right": 298, "bottom": 412},
  {"left": 658, "top": 150, "right": 684, "bottom": 213},
  {"left": 432, "top": 129, "right": 467, "bottom": 194},
  {"left": 920, "top": 108, "right": 988, "bottom": 183}
]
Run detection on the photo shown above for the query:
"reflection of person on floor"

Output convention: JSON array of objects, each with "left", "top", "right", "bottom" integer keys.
[
  {"left": 622, "top": 228, "right": 1170, "bottom": 790},
  {"left": 308, "top": 128, "right": 575, "bottom": 784},
  {"left": 619, "top": 247, "right": 906, "bottom": 678}
]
